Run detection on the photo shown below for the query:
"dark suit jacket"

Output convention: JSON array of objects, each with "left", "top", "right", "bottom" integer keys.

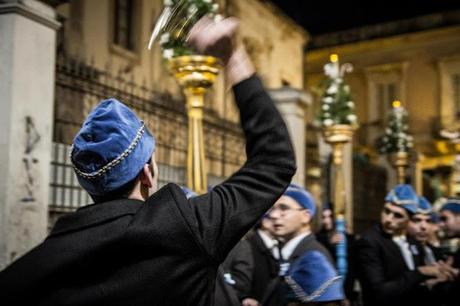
[
  {"left": 356, "top": 224, "right": 429, "bottom": 306},
  {"left": 214, "top": 239, "right": 254, "bottom": 305},
  {"left": 246, "top": 230, "right": 279, "bottom": 303},
  {"left": 288, "top": 233, "right": 333, "bottom": 265},
  {"left": 0, "top": 76, "right": 296, "bottom": 306}
]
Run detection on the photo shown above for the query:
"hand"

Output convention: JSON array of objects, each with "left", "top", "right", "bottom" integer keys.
[
  {"left": 188, "top": 16, "right": 239, "bottom": 65},
  {"left": 438, "top": 260, "right": 459, "bottom": 281},
  {"left": 242, "top": 297, "right": 259, "bottom": 306},
  {"left": 340, "top": 299, "right": 351, "bottom": 306},
  {"left": 425, "top": 277, "right": 444, "bottom": 290},
  {"left": 187, "top": 16, "right": 255, "bottom": 85},
  {"left": 418, "top": 265, "right": 442, "bottom": 278},
  {"left": 330, "top": 232, "right": 343, "bottom": 245}
]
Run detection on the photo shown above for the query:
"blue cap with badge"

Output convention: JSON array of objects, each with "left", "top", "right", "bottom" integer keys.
[
  {"left": 441, "top": 198, "right": 460, "bottom": 214},
  {"left": 384, "top": 184, "right": 418, "bottom": 214},
  {"left": 416, "top": 196, "right": 432, "bottom": 215}
]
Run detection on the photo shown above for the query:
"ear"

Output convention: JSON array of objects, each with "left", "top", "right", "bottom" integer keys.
[
  {"left": 302, "top": 209, "right": 312, "bottom": 225},
  {"left": 140, "top": 164, "right": 153, "bottom": 188}
]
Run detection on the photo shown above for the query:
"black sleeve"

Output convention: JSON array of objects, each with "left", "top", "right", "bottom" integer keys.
[
  {"left": 356, "top": 236, "right": 427, "bottom": 303},
  {"left": 185, "top": 75, "right": 296, "bottom": 262},
  {"left": 228, "top": 240, "right": 254, "bottom": 300}
]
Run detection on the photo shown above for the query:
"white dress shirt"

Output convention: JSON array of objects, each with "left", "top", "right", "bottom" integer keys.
[{"left": 392, "top": 235, "right": 415, "bottom": 270}]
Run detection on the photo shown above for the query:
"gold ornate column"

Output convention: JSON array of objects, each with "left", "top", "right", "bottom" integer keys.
[
  {"left": 168, "top": 55, "right": 221, "bottom": 194},
  {"left": 323, "top": 125, "right": 354, "bottom": 218},
  {"left": 388, "top": 151, "right": 410, "bottom": 184}
]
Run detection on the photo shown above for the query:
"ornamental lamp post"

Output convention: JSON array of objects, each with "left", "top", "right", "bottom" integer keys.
[
  {"left": 379, "top": 100, "right": 414, "bottom": 185},
  {"left": 149, "top": 0, "right": 221, "bottom": 194},
  {"left": 318, "top": 54, "right": 357, "bottom": 278}
]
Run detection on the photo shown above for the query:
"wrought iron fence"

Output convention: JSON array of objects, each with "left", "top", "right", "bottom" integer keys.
[{"left": 50, "top": 53, "right": 246, "bottom": 220}]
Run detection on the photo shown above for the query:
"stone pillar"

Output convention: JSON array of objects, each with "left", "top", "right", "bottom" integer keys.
[
  {"left": 270, "top": 87, "right": 311, "bottom": 186},
  {"left": 0, "top": 0, "right": 59, "bottom": 269}
]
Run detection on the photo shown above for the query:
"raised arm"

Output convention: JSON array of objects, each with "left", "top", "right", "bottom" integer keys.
[{"left": 184, "top": 17, "right": 296, "bottom": 261}]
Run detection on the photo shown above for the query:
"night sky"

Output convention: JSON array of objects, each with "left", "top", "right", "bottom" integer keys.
[{"left": 269, "top": 0, "right": 460, "bottom": 35}]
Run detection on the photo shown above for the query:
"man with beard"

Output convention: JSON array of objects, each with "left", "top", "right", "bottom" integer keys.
[{"left": 356, "top": 185, "right": 448, "bottom": 306}]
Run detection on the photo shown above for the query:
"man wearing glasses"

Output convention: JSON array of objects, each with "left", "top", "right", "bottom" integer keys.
[
  {"left": 264, "top": 184, "right": 335, "bottom": 305},
  {"left": 357, "top": 185, "right": 448, "bottom": 306}
]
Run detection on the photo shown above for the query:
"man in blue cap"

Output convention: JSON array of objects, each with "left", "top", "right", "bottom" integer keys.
[
  {"left": 439, "top": 198, "right": 460, "bottom": 305},
  {"left": 265, "top": 184, "right": 335, "bottom": 305},
  {"left": 0, "top": 16, "right": 296, "bottom": 306},
  {"left": 357, "top": 184, "right": 447, "bottom": 306},
  {"left": 407, "top": 197, "right": 443, "bottom": 265}
]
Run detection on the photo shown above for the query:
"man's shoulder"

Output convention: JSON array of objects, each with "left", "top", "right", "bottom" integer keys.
[{"left": 294, "top": 234, "right": 331, "bottom": 258}]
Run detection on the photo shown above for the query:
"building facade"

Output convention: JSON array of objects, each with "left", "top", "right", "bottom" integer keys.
[{"left": 305, "top": 11, "right": 460, "bottom": 233}]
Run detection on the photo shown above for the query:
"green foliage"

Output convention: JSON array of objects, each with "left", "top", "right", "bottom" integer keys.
[
  {"left": 317, "top": 59, "right": 357, "bottom": 128},
  {"left": 378, "top": 105, "right": 414, "bottom": 154},
  {"left": 159, "top": 0, "right": 219, "bottom": 59}
]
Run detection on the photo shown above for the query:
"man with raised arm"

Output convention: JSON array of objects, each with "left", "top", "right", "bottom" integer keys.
[{"left": 0, "top": 17, "right": 296, "bottom": 306}]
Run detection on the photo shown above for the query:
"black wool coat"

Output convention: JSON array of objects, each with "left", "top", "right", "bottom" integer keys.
[
  {"left": 356, "top": 224, "right": 430, "bottom": 306},
  {"left": 0, "top": 76, "right": 296, "bottom": 306}
]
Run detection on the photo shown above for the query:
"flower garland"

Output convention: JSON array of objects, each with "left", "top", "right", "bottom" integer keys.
[
  {"left": 159, "top": 0, "right": 220, "bottom": 59},
  {"left": 379, "top": 101, "right": 414, "bottom": 154},
  {"left": 317, "top": 54, "right": 358, "bottom": 128}
]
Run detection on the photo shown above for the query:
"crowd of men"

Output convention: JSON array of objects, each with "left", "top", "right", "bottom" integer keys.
[
  {"left": 1, "top": 15, "right": 460, "bottom": 306},
  {"left": 211, "top": 182, "right": 460, "bottom": 306}
]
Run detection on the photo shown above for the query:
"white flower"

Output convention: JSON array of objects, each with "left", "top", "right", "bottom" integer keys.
[
  {"left": 164, "top": 0, "right": 173, "bottom": 6},
  {"left": 322, "top": 104, "right": 330, "bottom": 111},
  {"left": 346, "top": 114, "right": 357, "bottom": 122},
  {"left": 163, "top": 49, "right": 174, "bottom": 59},
  {"left": 212, "top": 3, "right": 219, "bottom": 12},
  {"left": 160, "top": 33, "right": 170, "bottom": 45},
  {"left": 324, "top": 62, "right": 339, "bottom": 79},
  {"left": 214, "top": 14, "right": 224, "bottom": 22},
  {"left": 322, "top": 96, "right": 333, "bottom": 104},
  {"left": 327, "top": 83, "right": 338, "bottom": 94},
  {"left": 344, "top": 85, "right": 350, "bottom": 93},
  {"left": 386, "top": 128, "right": 392, "bottom": 135},
  {"left": 335, "top": 78, "right": 343, "bottom": 84},
  {"left": 347, "top": 101, "right": 354, "bottom": 108},
  {"left": 187, "top": 4, "right": 198, "bottom": 17},
  {"left": 323, "top": 119, "right": 334, "bottom": 126}
]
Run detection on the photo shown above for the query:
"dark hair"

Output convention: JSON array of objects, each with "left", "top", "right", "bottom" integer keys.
[{"left": 91, "top": 159, "right": 153, "bottom": 203}]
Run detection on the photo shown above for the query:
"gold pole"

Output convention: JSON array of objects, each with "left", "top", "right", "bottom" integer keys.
[
  {"left": 388, "top": 151, "right": 410, "bottom": 185},
  {"left": 323, "top": 125, "right": 354, "bottom": 220},
  {"left": 331, "top": 142, "right": 346, "bottom": 215},
  {"left": 168, "top": 55, "right": 221, "bottom": 194}
]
